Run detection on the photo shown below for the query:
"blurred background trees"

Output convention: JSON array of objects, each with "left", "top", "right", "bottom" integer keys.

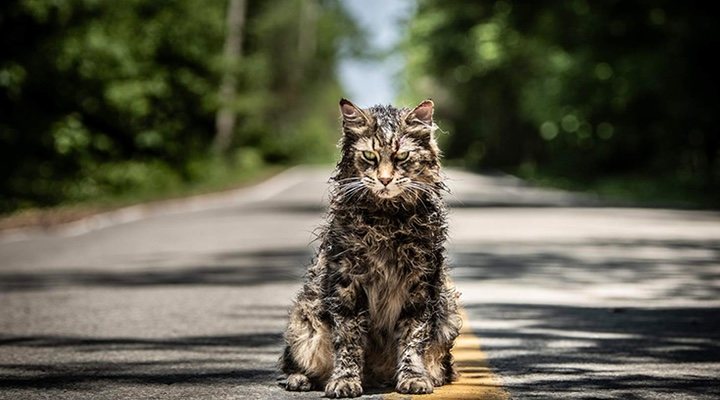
[
  {"left": 1, "top": 0, "right": 717, "bottom": 213},
  {"left": 402, "top": 0, "right": 718, "bottom": 205},
  {"left": 0, "top": 0, "right": 360, "bottom": 212}
]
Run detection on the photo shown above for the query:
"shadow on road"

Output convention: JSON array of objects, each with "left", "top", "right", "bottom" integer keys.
[
  {"left": 0, "top": 248, "right": 312, "bottom": 291},
  {"left": 452, "top": 238, "right": 720, "bottom": 301},
  {"left": 0, "top": 333, "right": 281, "bottom": 389},
  {"left": 453, "top": 236, "right": 720, "bottom": 398},
  {"left": 465, "top": 303, "right": 720, "bottom": 399}
]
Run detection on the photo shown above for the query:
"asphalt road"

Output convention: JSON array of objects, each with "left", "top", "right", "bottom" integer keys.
[{"left": 1, "top": 166, "right": 719, "bottom": 399}]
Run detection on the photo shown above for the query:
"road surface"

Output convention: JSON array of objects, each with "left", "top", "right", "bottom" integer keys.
[{"left": 1, "top": 166, "right": 719, "bottom": 399}]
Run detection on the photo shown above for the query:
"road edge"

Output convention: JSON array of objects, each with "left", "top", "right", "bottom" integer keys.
[{"left": 0, "top": 166, "right": 311, "bottom": 244}]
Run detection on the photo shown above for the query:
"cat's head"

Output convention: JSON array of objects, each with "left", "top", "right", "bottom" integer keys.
[{"left": 334, "top": 99, "right": 443, "bottom": 203}]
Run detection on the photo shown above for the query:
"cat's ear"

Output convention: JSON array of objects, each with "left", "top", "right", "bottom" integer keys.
[
  {"left": 406, "top": 99, "right": 434, "bottom": 126},
  {"left": 339, "top": 98, "right": 369, "bottom": 126}
]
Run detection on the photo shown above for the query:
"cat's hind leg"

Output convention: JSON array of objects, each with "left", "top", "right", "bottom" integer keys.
[
  {"left": 280, "top": 345, "right": 314, "bottom": 391},
  {"left": 281, "top": 299, "right": 333, "bottom": 391},
  {"left": 285, "top": 373, "right": 312, "bottom": 391},
  {"left": 424, "top": 285, "right": 462, "bottom": 387},
  {"left": 424, "top": 343, "right": 458, "bottom": 387}
]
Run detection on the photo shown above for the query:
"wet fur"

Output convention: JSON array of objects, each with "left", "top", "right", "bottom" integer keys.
[{"left": 280, "top": 100, "right": 461, "bottom": 398}]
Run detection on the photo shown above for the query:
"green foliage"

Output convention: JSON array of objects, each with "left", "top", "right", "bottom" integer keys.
[
  {"left": 69, "top": 160, "right": 183, "bottom": 200},
  {"left": 403, "top": 1, "right": 719, "bottom": 199},
  {"left": 0, "top": 0, "right": 358, "bottom": 212}
]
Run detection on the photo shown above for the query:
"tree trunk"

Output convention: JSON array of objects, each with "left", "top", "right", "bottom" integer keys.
[
  {"left": 292, "top": 0, "right": 317, "bottom": 87},
  {"left": 213, "top": 0, "right": 247, "bottom": 154}
]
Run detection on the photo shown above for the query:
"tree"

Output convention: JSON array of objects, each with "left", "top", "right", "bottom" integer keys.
[
  {"left": 403, "top": 0, "right": 719, "bottom": 188},
  {"left": 0, "top": 0, "right": 362, "bottom": 212},
  {"left": 213, "top": 0, "right": 247, "bottom": 154}
]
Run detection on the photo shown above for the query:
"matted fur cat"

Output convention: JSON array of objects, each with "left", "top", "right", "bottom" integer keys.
[{"left": 280, "top": 99, "right": 461, "bottom": 398}]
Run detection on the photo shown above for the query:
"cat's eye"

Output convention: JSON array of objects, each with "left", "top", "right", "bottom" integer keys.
[
  {"left": 395, "top": 151, "right": 409, "bottom": 161},
  {"left": 362, "top": 151, "right": 377, "bottom": 162}
]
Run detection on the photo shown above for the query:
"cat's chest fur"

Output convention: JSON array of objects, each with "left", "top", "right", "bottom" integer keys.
[
  {"left": 363, "top": 252, "right": 409, "bottom": 332},
  {"left": 343, "top": 213, "right": 438, "bottom": 332}
]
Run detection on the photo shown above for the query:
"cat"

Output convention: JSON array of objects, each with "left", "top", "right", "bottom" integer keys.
[{"left": 280, "top": 99, "right": 461, "bottom": 398}]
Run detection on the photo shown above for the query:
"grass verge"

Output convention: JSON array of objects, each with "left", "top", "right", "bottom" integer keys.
[
  {"left": 0, "top": 162, "right": 284, "bottom": 232},
  {"left": 516, "top": 169, "right": 720, "bottom": 209}
]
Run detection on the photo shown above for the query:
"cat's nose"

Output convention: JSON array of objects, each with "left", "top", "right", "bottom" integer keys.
[{"left": 378, "top": 177, "right": 393, "bottom": 187}]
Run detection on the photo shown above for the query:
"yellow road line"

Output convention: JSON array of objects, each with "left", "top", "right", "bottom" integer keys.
[{"left": 384, "top": 309, "right": 509, "bottom": 400}]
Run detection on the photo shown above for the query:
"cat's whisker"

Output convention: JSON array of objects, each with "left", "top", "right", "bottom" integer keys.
[
  {"left": 355, "top": 189, "right": 369, "bottom": 202},
  {"left": 335, "top": 181, "right": 363, "bottom": 194},
  {"left": 405, "top": 184, "right": 440, "bottom": 214},
  {"left": 336, "top": 179, "right": 361, "bottom": 185},
  {"left": 416, "top": 183, "right": 440, "bottom": 196},
  {"left": 334, "top": 177, "right": 362, "bottom": 184},
  {"left": 341, "top": 184, "right": 363, "bottom": 195},
  {"left": 405, "top": 185, "right": 432, "bottom": 213},
  {"left": 337, "top": 180, "right": 361, "bottom": 189},
  {"left": 340, "top": 182, "right": 368, "bottom": 200},
  {"left": 344, "top": 187, "right": 367, "bottom": 203},
  {"left": 404, "top": 182, "right": 438, "bottom": 199}
]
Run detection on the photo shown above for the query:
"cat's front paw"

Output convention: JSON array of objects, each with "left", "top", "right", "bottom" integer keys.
[
  {"left": 285, "top": 373, "right": 312, "bottom": 391},
  {"left": 325, "top": 377, "right": 363, "bottom": 398},
  {"left": 397, "top": 375, "right": 434, "bottom": 394}
]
